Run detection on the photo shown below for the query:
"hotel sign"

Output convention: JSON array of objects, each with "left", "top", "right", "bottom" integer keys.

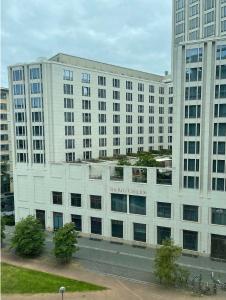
[{"left": 109, "top": 186, "right": 146, "bottom": 195}]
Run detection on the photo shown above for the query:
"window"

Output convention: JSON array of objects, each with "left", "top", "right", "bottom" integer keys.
[
  {"left": 205, "top": 11, "right": 214, "bottom": 24},
  {"left": 204, "top": 24, "right": 214, "bottom": 37},
  {"left": 126, "top": 126, "right": 132, "bottom": 134},
  {"left": 82, "top": 86, "right": 90, "bottom": 96},
  {"left": 133, "top": 223, "right": 146, "bottom": 242},
  {"left": 184, "top": 141, "right": 200, "bottom": 154},
  {"left": 64, "top": 112, "right": 74, "bottom": 122},
  {"left": 113, "top": 137, "right": 120, "bottom": 146},
  {"left": 185, "top": 86, "right": 201, "bottom": 100},
  {"left": 33, "top": 140, "right": 44, "bottom": 150},
  {"left": 138, "top": 105, "right": 144, "bottom": 113},
  {"left": 211, "top": 208, "right": 226, "bottom": 225},
  {"left": 90, "top": 195, "right": 101, "bottom": 209},
  {"left": 186, "top": 67, "right": 202, "bottom": 81},
  {"left": 157, "top": 226, "right": 171, "bottom": 245},
  {"left": 83, "top": 113, "right": 91, "bottom": 122},
  {"left": 113, "top": 126, "right": 120, "bottom": 134},
  {"left": 91, "top": 217, "right": 102, "bottom": 235},
  {"left": 32, "top": 112, "right": 43, "bottom": 122},
  {"left": 0, "top": 114, "right": 7, "bottom": 121},
  {"left": 111, "top": 193, "right": 127, "bottom": 213},
  {"left": 17, "top": 153, "right": 27, "bottom": 162},
  {"left": 64, "top": 98, "right": 74, "bottom": 108},
  {"left": 183, "top": 230, "right": 198, "bottom": 251},
  {"left": 98, "top": 101, "right": 106, "bottom": 111},
  {"left": 212, "top": 177, "right": 225, "bottom": 191},
  {"left": 184, "top": 123, "right": 200, "bottom": 136},
  {"left": 138, "top": 116, "right": 144, "bottom": 123},
  {"left": 138, "top": 83, "right": 144, "bottom": 92},
  {"left": 126, "top": 92, "right": 133, "bottom": 101},
  {"left": 215, "top": 84, "right": 226, "bottom": 98},
  {"left": 157, "top": 202, "right": 171, "bottom": 218},
  {"left": 183, "top": 176, "right": 199, "bottom": 189},
  {"left": 16, "top": 139, "right": 26, "bottom": 149},
  {"left": 149, "top": 85, "right": 155, "bottom": 93},
  {"left": 98, "top": 89, "right": 106, "bottom": 98},
  {"left": 138, "top": 94, "right": 144, "bottom": 102},
  {"left": 98, "top": 76, "right": 106, "bottom": 86},
  {"left": 63, "top": 84, "right": 73, "bottom": 95},
  {"left": 113, "top": 78, "right": 120, "bottom": 88},
  {"left": 212, "top": 160, "right": 225, "bottom": 173},
  {"left": 126, "top": 80, "right": 132, "bottom": 90},
  {"left": 83, "top": 126, "right": 91, "bottom": 135},
  {"left": 204, "top": 0, "right": 214, "bottom": 10},
  {"left": 52, "top": 191, "right": 62, "bottom": 205},
  {"left": 129, "top": 195, "right": 146, "bottom": 215},
  {"left": 83, "top": 138, "right": 92, "bottom": 148},
  {"left": 214, "top": 123, "right": 226, "bottom": 136},
  {"left": 13, "top": 84, "right": 24, "bottom": 95},
  {"left": 83, "top": 151, "right": 92, "bottom": 160},
  {"left": 111, "top": 220, "right": 123, "bottom": 238},
  {"left": 71, "top": 214, "right": 82, "bottom": 231},
  {"left": 14, "top": 98, "right": 25, "bottom": 109},
  {"left": 183, "top": 205, "right": 198, "bottom": 221},
  {"left": 31, "top": 97, "right": 42, "bottom": 108},
  {"left": 13, "top": 69, "right": 24, "bottom": 81},
  {"left": 126, "top": 104, "right": 132, "bottom": 112},
  {"left": 113, "top": 103, "right": 120, "bottom": 111},
  {"left": 30, "top": 68, "right": 41, "bottom": 79},
  {"left": 31, "top": 83, "right": 42, "bottom": 94},
  {"left": 71, "top": 193, "right": 81, "bottom": 207},
  {"left": 33, "top": 153, "right": 44, "bottom": 164},
  {"left": 66, "top": 152, "right": 75, "bottom": 162},
  {"left": 215, "top": 104, "right": 226, "bottom": 118},
  {"left": 216, "top": 45, "right": 226, "bottom": 60},
  {"left": 185, "top": 105, "right": 201, "bottom": 118},
  {"left": 113, "top": 90, "right": 120, "bottom": 100},
  {"left": 189, "top": 4, "right": 199, "bottom": 17},
  {"left": 99, "top": 126, "right": 106, "bottom": 135},
  {"left": 138, "top": 126, "right": 144, "bottom": 134},
  {"left": 65, "top": 126, "right": 74, "bottom": 135},
  {"left": 82, "top": 100, "right": 91, "bottom": 110},
  {"left": 65, "top": 139, "right": 75, "bottom": 149},
  {"left": 99, "top": 150, "right": 107, "bottom": 157},
  {"left": 99, "top": 138, "right": 107, "bottom": 147},
  {"left": 63, "top": 69, "right": 73, "bottom": 81},
  {"left": 159, "top": 87, "right": 164, "bottom": 94},
  {"left": 99, "top": 114, "right": 106, "bottom": 123},
  {"left": 81, "top": 73, "right": 90, "bottom": 83},
  {"left": 32, "top": 126, "right": 43, "bottom": 136},
  {"left": 213, "top": 142, "right": 225, "bottom": 155},
  {"left": 216, "top": 65, "right": 226, "bottom": 80},
  {"left": 53, "top": 212, "right": 63, "bottom": 230},
  {"left": 113, "top": 115, "right": 120, "bottom": 123}
]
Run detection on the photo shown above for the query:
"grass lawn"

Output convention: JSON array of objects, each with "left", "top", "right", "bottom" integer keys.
[{"left": 1, "top": 262, "right": 105, "bottom": 294}]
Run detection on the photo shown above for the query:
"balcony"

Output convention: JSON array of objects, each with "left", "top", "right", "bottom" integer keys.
[
  {"left": 156, "top": 169, "right": 172, "bottom": 185},
  {"left": 110, "top": 166, "right": 124, "bottom": 181},
  {"left": 89, "top": 165, "right": 102, "bottom": 180},
  {"left": 132, "top": 168, "right": 147, "bottom": 183}
]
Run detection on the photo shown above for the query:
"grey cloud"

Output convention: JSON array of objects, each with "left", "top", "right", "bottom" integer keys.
[{"left": 1, "top": 0, "right": 172, "bottom": 87}]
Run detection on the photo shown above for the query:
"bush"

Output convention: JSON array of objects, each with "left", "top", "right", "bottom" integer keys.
[
  {"left": 1, "top": 217, "right": 5, "bottom": 243},
  {"left": 135, "top": 153, "right": 161, "bottom": 167},
  {"left": 11, "top": 215, "right": 45, "bottom": 257},
  {"left": 154, "top": 239, "right": 189, "bottom": 286},
  {"left": 53, "top": 223, "right": 79, "bottom": 264}
]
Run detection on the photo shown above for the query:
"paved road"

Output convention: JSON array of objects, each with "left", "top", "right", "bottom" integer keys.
[{"left": 5, "top": 226, "right": 226, "bottom": 284}]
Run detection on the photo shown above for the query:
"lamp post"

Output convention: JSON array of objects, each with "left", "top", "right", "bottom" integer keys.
[{"left": 59, "top": 287, "right": 65, "bottom": 300}]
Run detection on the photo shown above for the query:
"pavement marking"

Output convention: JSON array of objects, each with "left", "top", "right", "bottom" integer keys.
[{"left": 77, "top": 244, "right": 226, "bottom": 274}]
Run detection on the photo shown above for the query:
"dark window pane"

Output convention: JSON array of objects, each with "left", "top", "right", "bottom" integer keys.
[
  {"left": 71, "top": 193, "right": 81, "bottom": 207},
  {"left": 157, "top": 226, "right": 171, "bottom": 245},
  {"left": 129, "top": 195, "right": 146, "bottom": 215},
  {"left": 91, "top": 217, "right": 102, "bottom": 235},
  {"left": 71, "top": 214, "right": 82, "bottom": 231},
  {"left": 183, "top": 205, "right": 198, "bottom": 221},
  {"left": 157, "top": 202, "right": 171, "bottom": 218},
  {"left": 111, "top": 193, "right": 127, "bottom": 212},
  {"left": 111, "top": 220, "right": 123, "bottom": 238},
  {"left": 183, "top": 230, "right": 198, "bottom": 251},
  {"left": 52, "top": 191, "right": 62, "bottom": 205},
  {"left": 134, "top": 223, "right": 146, "bottom": 242}
]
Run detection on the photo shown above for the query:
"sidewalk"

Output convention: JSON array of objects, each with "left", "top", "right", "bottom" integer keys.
[{"left": 1, "top": 248, "right": 226, "bottom": 300}]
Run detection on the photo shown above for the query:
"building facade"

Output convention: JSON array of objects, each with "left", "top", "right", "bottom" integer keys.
[
  {"left": 8, "top": 55, "right": 173, "bottom": 166},
  {"left": 0, "top": 87, "right": 12, "bottom": 193},
  {"left": 8, "top": 0, "right": 226, "bottom": 260},
  {"left": 172, "top": 0, "right": 226, "bottom": 258}
]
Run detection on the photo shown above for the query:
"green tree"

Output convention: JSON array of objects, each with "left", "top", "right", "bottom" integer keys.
[
  {"left": 53, "top": 223, "right": 79, "bottom": 264},
  {"left": 117, "top": 158, "right": 131, "bottom": 166},
  {"left": 154, "top": 239, "right": 189, "bottom": 286},
  {"left": 11, "top": 215, "right": 45, "bottom": 257},
  {"left": 1, "top": 217, "right": 6, "bottom": 244},
  {"left": 135, "top": 153, "right": 161, "bottom": 167}
]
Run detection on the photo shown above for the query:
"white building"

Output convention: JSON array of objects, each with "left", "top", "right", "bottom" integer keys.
[
  {"left": 8, "top": 0, "right": 226, "bottom": 260},
  {"left": 8, "top": 54, "right": 173, "bottom": 166}
]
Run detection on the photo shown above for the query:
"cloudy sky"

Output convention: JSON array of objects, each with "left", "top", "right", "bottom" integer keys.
[{"left": 1, "top": 0, "right": 172, "bottom": 87}]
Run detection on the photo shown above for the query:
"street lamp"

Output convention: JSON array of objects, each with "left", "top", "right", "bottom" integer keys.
[{"left": 59, "top": 286, "right": 65, "bottom": 300}]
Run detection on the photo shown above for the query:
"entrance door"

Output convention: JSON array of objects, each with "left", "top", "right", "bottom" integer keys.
[
  {"left": 211, "top": 234, "right": 226, "bottom": 260},
  {"left": 53, "top": 212, "right": 63, "bottom": 230},
  {"left": 36, "top": 210, "right": 45, "bottom": 229}
]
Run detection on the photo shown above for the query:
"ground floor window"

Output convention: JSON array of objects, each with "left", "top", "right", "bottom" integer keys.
[
  {"left": 111, "top": 220, "right": 123, "bottom": 238},
  {"left": 71, "top": 214, "right": 82, "bottom": 231},
  {"left": 91, "top": 217, "right": 102, "bottom": 235},
  {"left": 134, "top": 223, "right": 146, "bottom": 242},
  {"left": 53, "top": 212, "right": 63, "bottom": 230},
  {"left": 211, "top": 234, "right": 226, "bottom": 260},
  {"left": 183, "top": 230, "right": 198, "bottom": 251},
  {"left": 157, "top": 226, "right": 171, "bottom": 245},
  {"left": 36, "top": 209, "right": 45, "bottom": 229}
]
